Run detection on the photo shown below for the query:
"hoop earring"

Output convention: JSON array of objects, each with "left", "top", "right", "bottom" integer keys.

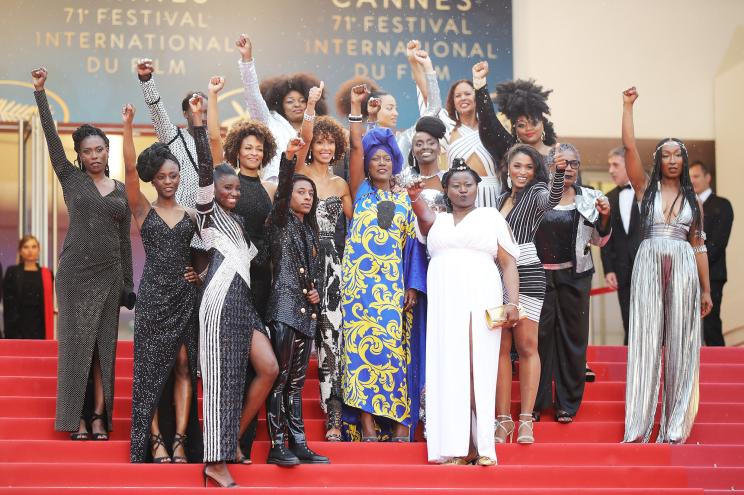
[{"left": 507, "top": 175, "right": 512, "bottom": 189}]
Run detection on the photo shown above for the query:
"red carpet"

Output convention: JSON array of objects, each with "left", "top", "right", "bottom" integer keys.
[{"left": 0, "top": 339, "right": 743, "bottom": 494}]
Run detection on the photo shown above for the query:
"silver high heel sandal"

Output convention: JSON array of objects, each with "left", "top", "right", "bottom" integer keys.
[
  {"left": 517, "top": 413, "right": 534, "bottom": 444},
  {"left": 494, "top": 415, "right": 514, "bottom": 444}
]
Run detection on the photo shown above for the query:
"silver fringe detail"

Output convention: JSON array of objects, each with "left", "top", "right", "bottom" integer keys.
[{"left": 623, "top": 235, "right": 700, "bottom": 444}]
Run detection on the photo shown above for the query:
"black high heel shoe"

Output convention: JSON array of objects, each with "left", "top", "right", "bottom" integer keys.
[
  {"left": 149, "top": 433, "right": 171, "bottom": 464},
  {"left": 89, "top": 413, "right": 109, "bottom": 441},
  {"left": 171, "top": 433, "right": 188, "bottom": 464},
  {"left": 203, "top": 465, "right": 238, "bottom": 488}
]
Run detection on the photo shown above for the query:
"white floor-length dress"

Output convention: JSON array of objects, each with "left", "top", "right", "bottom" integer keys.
[{"left": 423, "top": 207, "right": 519, "bottom": 463}]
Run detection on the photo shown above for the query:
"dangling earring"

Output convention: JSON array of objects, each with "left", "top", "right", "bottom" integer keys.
[
  {"left": 541, "top": 131, "right": 546, "bottom": 142},
  {"left": 507, "top": 175, "right": 512, "bottom": 189},
  {"left": 455, "top": 110, "right": 460, "bottom": 121},
  {"left": 105, "top": 164, "right": 110, "bottom": 177}
]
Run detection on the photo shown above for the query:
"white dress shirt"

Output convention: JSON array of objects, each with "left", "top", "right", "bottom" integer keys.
[{"left": 619, "top": 184, "right": 634, "bottom": 234}]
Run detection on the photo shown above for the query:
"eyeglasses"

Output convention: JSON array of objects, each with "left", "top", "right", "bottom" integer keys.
[{"left": 566, "top": 160, "right": 581, "bottom": 169}]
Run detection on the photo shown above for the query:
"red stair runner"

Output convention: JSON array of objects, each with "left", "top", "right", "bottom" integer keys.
[{"left": 0, "top": 339, "right": 742, "bottom": 493}]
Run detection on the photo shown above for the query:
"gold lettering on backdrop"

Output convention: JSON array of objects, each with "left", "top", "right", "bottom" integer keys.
[
  {"left": 305, "top": 38, "right": 497, "bottom": 60},
  {"left": 329, "top": 0, "right": 471, "bottom": 10},
  {"left": 360, "top": 15, "right": 471, "bottom": 34}
]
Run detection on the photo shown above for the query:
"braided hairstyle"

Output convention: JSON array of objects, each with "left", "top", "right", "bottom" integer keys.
[
  {"left": 72, "top": 124, "right": 110, "bottom": 176},
  {"left": 640, "top": 138, "right": 702, "bottom": 237}
]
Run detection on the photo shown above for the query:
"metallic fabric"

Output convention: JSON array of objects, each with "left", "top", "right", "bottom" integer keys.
[{"left": 623, "top": 231, "right": 700, "bottom": 443}]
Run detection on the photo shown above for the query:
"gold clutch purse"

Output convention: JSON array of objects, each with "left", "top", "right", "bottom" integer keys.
[{"left": 485, "top": 304, "right": 526, "bottom": 328}]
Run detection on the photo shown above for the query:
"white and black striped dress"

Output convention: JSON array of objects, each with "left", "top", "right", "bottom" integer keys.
[
  {"left": 193, "top": 126, "right": 265, "bottom": 462},
  {"left": 496, "top": 170, "right": 565, "bottom": 321}
]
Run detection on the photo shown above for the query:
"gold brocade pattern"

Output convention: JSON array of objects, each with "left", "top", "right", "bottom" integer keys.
[{"left": 341, "top": 185, "right": 415, "bottom": 425}]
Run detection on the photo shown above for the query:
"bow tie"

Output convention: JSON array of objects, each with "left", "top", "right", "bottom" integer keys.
[{"left": 621, "top": 184, "right": 632, "bottom": 190}]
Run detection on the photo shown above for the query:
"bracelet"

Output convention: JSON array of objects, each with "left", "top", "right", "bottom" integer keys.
[
  {"left": 348, "top": 114, "right": 363, "bottom": 123},
  {"left": 692, "top": 244, "right": 708, "bottom": 254},
  {"left": 505, "top": 302, "right": 521, "bottom": 311},
  {"left": 303, "top": 112, "right": 315, "bottom": 122},
  {"left": 695, "top": 230, "right": 707, "bottom": 240}
]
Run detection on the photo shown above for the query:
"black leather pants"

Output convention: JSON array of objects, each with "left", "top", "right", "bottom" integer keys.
[{"left": 266, "top": 321, "right": 312, "bottom": 446}]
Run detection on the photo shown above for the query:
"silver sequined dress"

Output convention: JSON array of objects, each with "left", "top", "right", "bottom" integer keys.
[{"left": 624, "top": 192, "right": 701, "bottom": 443}]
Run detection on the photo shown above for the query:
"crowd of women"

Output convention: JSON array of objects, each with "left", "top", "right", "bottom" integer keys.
[{"left": 19, "top": 33, "right": 712, "bottom": 487}]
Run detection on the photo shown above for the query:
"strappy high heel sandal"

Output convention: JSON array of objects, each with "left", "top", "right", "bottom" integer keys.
[
  {"left": 203, "top": 465, "right": 238, "bottom": 488},
  {"left": 442, "top": 457, "right": 469, "bottom": 465},
  {"left": 171, "top": 433, "right": 188, "bottom": 463},
  {"left": 70, "top": 417, "right": 90, "bottom": 441},
  {"left": 89, "top": 413, "right": 109, "bottom": 441},
  {"left": 149, "top": 433, "right": 171, "bottom": 463},
  {"left": 517, "top": 413, "right": 534, "bottom": 444},
  {"left": 494, "top": 415, "right": 514, "bottom": 444}
]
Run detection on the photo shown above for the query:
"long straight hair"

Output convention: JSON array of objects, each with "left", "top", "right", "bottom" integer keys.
[{"left": 640, "top": 138, "right": 702, "bottom": 236}]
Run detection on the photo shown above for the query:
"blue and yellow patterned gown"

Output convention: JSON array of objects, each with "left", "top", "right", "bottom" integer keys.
[{"left": 341, "top": 180, "right": 427, "bottom": 440}]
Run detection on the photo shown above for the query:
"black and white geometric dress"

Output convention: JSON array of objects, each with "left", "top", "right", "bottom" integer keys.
[
  {"left": 494, "top": 170, "right": 565, "bottom": 322},
  {"left": 315, "top": 196, "right": 344, "bottom": 425},
  {"left": 193, "top": 126, "right": 266, "bottom": 462},
  {"left": 35, "top": 90, "right": 134, "bottom": 432}
]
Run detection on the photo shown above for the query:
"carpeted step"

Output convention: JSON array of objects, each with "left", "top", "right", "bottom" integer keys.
[
  {"left": 0, "top": 488, "right": 706, "bottom": 495},
  {"left": 0, "top": 463, "right": 694, "bottom": 488},
  {"left": 2, "top": 440, "right": 743, "bottom": 467},
  {"left": 0, "top": 418, "right": 740, "bottom": 444}
]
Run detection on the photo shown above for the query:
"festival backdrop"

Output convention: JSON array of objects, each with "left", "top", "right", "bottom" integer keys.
[{"left": 0, "top": 0, "right": 512, "bottom": 127}]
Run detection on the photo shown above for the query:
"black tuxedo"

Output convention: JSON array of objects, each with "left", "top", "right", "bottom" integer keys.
[
  {"left": 702, "top": 193, "right": 734, "bottom": 346},
  {"left": 600, "top": 185, "right": 641, "bottom": 344}
]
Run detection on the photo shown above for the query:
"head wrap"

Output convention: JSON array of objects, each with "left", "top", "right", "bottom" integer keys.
[{"left": 362, "top": 127, "right": 404, "bottom": 176}]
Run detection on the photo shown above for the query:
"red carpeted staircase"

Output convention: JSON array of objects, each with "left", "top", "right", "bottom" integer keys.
[{"left": 0, "top": 339, "right": 743, "bottom": 494}]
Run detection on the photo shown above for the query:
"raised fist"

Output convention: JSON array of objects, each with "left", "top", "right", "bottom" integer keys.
[
  {"left": 235, "top": 34, "right": 253, "bottom": 62},
  {"left": 121, "top": 103, "right": 136, "bottom": 125},
  {"left": 406, "top": 40, "right": 420, "bottom": 61},
  {"left": 472, "top": 61, "right": 489, "bottom": 81},
  {"left": 208, "top": 76, "right": 225, "bottom": 95},
  {"left": 136, "top": 58, "right": 154, "bottom": 82},
  {"left": 413, "top": 50, "right": 434, "bottom": 72},
  {"left": 31, "top": 67, "right": 48, "bottom": 91},
  {"left": 623, "top": 87, "right": 638, "bottom": 105}
]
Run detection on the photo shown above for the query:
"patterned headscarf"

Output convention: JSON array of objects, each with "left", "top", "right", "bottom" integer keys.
[{"left": 362, "top": 127, "right": 404, "bottom": 176}]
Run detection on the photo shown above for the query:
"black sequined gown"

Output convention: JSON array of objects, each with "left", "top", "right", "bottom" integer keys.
[{"left": 130, "top": 209, "right": 202, "bottom": 462}]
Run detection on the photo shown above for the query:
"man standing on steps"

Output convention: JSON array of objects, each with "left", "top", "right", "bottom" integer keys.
[
  {"left": 600, "top": 147, "right": 641, "bottom": 345},
  {"left": 690, "top": 161, "right": 734, "bottom": 346}
]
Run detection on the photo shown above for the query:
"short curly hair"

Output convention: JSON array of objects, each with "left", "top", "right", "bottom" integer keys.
[
  {"left": 260, "top": 73, "right": 328, "bottom": 119},
  {"left": 333, "top": 76, "right": 382, "bottom": 118},
  {"left": 306, "top": 116, "right": 346, "bottom": 164},
  {"left": 223, "top": 119, "right": 277, "bottom": 169}
]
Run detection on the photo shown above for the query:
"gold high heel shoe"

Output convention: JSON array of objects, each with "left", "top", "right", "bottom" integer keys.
[
  {"left": 441, "top": 457, "right": 470, "bottom": 465},
  {"left": 494, "top": 415, "right": 514, "bottom": 444},
  {"left": 474, "top": 456, "right": 496, "bottom": 466},
  {"left": 517, "top": 413, "right": 534, "bottom": 444}
]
